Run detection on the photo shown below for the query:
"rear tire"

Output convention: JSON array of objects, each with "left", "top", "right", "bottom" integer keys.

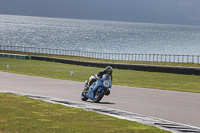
[{"left": 93, "top": 89, "right": 105, "bottom": 103}]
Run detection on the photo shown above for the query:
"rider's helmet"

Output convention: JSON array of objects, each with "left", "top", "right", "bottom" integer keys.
[{"left": 105, "top": 66, "right": 113, "bottom": 75}]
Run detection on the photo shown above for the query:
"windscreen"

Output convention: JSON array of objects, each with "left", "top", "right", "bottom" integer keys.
[{"left": 102, "top": 74, "right": 112, "bottom": 81}]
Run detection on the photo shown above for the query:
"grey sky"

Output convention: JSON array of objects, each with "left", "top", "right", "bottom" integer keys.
[{"left": 0, "top": 0, "right": 200, "bottom": 26}]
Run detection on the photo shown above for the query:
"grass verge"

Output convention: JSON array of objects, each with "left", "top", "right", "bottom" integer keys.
[
  {"left": 1, "top": 50, "right": 200, "bottom": 67},
  {"left": 0, "top": 93, "right": 170, "bottom": 133},
  {"left": 0, "top": 57, "right": 200, "bottom": 93}
]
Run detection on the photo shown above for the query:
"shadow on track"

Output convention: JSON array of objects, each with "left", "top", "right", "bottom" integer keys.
[{"left": 85, "top": 101, "right": 115, "bottom": 105}]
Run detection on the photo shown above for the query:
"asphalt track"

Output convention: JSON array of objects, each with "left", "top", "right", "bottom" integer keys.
[{"left": 0, "top": 71, "right": 200, "bottom": 130}]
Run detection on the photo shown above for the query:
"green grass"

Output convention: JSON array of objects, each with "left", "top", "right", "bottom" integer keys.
[
  {"left": 0, "top": 57, "right": 200, "bottom": 93},
  {"left": 1, "top": 50, "right": 200, "bottom": 67},
  {"left": 0, "top": 93, "right": 170, "bottom": 133},
  {"left": 0, "top": 53, "right": 195, "bottom": 132}
]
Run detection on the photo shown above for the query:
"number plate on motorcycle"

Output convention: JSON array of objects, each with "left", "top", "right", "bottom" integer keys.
[{"left": 103, "top": 81, "right": 109, "bottom": 87}]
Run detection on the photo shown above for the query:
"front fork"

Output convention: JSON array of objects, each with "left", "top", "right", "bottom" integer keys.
[{"left": 84, "top": 80, "right": 89, "bottom": 92}]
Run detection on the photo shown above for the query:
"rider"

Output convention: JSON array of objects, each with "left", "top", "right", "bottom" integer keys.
[{"left": 88, "top": 66, "right": 113, "bottom": 87}]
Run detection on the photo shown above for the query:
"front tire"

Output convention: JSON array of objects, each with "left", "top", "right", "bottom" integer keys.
[
  {"left": 105, "top": 89, "right": 110, "bottom": 96},
  {"left": 93, "top": 89, "right": 105, "bottom": 103},
  {"left": 81, "top": 91, "right": 88, "bottom": 101}
]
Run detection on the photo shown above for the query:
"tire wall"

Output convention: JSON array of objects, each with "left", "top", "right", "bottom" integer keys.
[{"left": 30, "top": 56, "right": 200, "bottom": 76}]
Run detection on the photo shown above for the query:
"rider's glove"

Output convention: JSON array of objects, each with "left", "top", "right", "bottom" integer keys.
[{"left": 95, "top": 74, "right": 100, "bottom": 80}]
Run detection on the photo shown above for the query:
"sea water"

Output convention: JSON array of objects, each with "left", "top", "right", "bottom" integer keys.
[{"left": 0, "top": 14, "right": 200, "bottom": 55}]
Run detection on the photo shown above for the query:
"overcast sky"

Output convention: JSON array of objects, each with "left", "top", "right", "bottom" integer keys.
[{"left": 0, "top": 0, "right": 200, "bottom": 26}]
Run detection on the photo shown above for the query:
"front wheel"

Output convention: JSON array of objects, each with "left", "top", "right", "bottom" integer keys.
[
  {"left": 93, "top": 89, "right": 105, "bottom": 103},
  {"left": 81, "top": 91, "right": 88, "bottom": 101}
]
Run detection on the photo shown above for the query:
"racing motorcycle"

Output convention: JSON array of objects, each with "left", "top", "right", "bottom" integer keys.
[{"left": 81, "top": 74, "right": 112, "bottom": 103}]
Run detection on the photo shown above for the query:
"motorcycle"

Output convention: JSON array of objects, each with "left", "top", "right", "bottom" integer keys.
[{"left": 81, "top": 74, "right": 112, "bottom": 103}]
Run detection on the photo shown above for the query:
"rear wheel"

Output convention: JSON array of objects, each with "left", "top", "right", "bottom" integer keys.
[{"left": 93, "top": 89, "right": 105, "bottom": 103}]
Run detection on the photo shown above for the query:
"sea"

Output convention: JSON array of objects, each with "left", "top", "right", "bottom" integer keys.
[{"left": 0, "top": 14, "right": 200, "bottom": 55}]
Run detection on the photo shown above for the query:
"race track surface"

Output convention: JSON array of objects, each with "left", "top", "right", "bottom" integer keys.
[{"left": 0, "top": 71, "right": 200, "bottom": 128}]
